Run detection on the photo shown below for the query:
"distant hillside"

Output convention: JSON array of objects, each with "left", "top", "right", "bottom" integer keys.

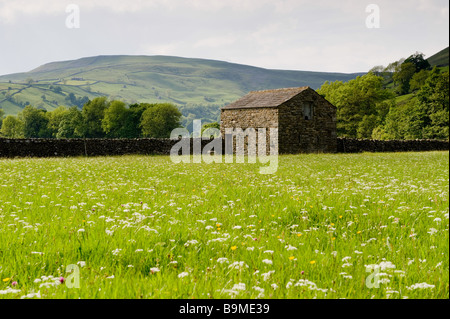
[
  {"left": 427, "top": 47, "right": 449, "bottom": 67},
  {"left": 0, "top": 55, "right": 365, "bottom": 120}
]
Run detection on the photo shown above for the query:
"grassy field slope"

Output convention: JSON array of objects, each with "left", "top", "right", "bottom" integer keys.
[
  {"left": 0, "top": 55, "right": 365, "bottom": 117},
  {"left": 427, "top": 47, "right": 449, "bottom": 67}
]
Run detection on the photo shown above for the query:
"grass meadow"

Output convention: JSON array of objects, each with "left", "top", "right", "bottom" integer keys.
[{"left": 0, "top": 151, "right": 448, "bottom": 299}]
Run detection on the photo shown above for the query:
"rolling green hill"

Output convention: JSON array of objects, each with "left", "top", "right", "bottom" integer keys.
[
  {"left": 0, "top": 55, "right": 365, "bottom": 121},
  {"left": 427, "top": 47, "right": 449, "bottom": 67}
]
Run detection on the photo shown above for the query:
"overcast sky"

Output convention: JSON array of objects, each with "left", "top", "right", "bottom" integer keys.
[{"left": 0, "top": 0, "right": 448, "bottom": 75}]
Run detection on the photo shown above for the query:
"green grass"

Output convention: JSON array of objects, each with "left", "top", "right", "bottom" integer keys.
[
  {"left": 427, "top": 47, "right": 449, "bottom": 67},
  {"left": 394, "top": 93, "right": 415, "bottom": 105},
  {"left": 0, "top": 152, "right": 448, "bottom": 299}
]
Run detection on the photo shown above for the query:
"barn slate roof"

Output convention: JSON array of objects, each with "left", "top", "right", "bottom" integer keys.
[{"left": 222, "top": 86, "right": 310, "bottom": 110}]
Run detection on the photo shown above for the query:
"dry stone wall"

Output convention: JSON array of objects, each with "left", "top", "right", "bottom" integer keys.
[
  {"left": 337, "top": 138, "right": 449, "bottom": 153},
  {"left": 0, "top": 138, "right": 215, "bottom": 158},
  {"left": 0, "top": 137, "right": 448, "bottom": 158}
]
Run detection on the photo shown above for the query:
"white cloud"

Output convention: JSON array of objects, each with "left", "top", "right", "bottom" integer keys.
[
  {"left": 193, "top": 34, "right": 237, "bottom": 48},
  {"left": 0, "top": 0, "right": 447, "bottom": 74}
]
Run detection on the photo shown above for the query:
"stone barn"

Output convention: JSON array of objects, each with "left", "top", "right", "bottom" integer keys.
[{"left": 220, "top": 86, "right": 337, "bottom": 154}]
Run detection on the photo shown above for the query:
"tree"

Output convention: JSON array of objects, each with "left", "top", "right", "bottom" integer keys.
[
  {"left": 140, "top": 103, "right": 182, "bottom": 138},
  {"left": 404, "top": 52, "right": 431, "bottom": 73},
  {"left": 53, "top": 86, "right": 62, "bottom": 94},
  {"left": 201, "top": 122, "right": 221, "bottom": 137},
  {"left": 0, "top": 108, "right": 4, "bottom": 129},
  {"left": 409, "top": 69, "right": 430, "bottom": 92},
  {"left": 383, "top": 100, "right": 427, "bottom": 139},
  {"left": 56, "top": 106, "right": 85, "bottom": 138},
  {"left": 369, "top": 65, "right": 385, "bottom": 76},
  {"left": 47, "top": 106, "right": 70, "bottom": 137},
  {"left": 417, "top": 68, "right": 449, "bottom": 111},
  {"left": 128, "top": 103, "right": 153, "bottom": 137},
  {"left": 393, "top": 62, "right": 416, "bottom": 94},
  {"left": 357, "top": 115, "right": 378, "bottom": 139},
  {"left": 376, "top": 67, "right": 449, "bottom": 140},
  {"left": 318, "top": 73, "right": 393, "bottom": 137},
  {"left": 102, "top": 100, "right": 135, "bottom": 138},
  {"left": 65, "top": 93, "right": 89, "bottom": 108},
  {"left": 81, "top": 97, "right": 108, "bottom": 138},
  {"left": 416, "top": 68, "right": 449, "bottom": 139},
  {"left": 371, "top": 125, "right": 388, "bottom": 140},
  {"left": 18, "top": 105, "right": 51, "bottom": 138},
  {"left": 1, "top": 115, "right": 25, "bottom": 138}
]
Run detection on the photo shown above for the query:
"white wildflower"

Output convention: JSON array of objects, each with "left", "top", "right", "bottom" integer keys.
[
  {"left": 262, "top": 259, "right": 273, "bottom": 265},
  {"left": 184, "top": 239, "right": 199, "bottom": 247},
  {"left": 228, "top": 261, "right": 248, "bottom": 270},
  {"left": 0, "top": 288, "right": 21, "bottom": 295},
  {"left": 232, "top": 283, "right": 246, "bottom": 290},
  {"left": 407, "top": 282, "right": 435, "bottom": 290},
  {"left": 261, "top": 271, "right": 275, "bottom": 281},
  {"left": 111, "top": 248, "right": 122, "bottom": 256},
  {"left": 21, "top": 291, "right": 41, "bottom": 299},
  {"left": 217, "top": 258, "right": 229, "bottom": 264}
]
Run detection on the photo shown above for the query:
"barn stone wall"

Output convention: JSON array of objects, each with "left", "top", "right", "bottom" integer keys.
[
  {"left": 278, "top": 88, "right": 337, "bottom": 153},
  {"left": 220, "top": 88, "right": 337, "bottom": 154},
  {"left": 220, "top": 107, "right": 278, "bottom": 155}
]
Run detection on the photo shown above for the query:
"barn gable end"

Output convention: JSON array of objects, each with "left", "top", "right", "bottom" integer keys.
[{"left": 220, "top": 86, "right": 337, "bottom": 154}]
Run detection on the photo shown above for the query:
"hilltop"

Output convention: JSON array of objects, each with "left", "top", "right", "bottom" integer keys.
[
  {"left": 427, "top": 47, "right": 449, "bottom": 67},
  {"left": 0, "top": 55, "right": 364, "bottom": 122}
]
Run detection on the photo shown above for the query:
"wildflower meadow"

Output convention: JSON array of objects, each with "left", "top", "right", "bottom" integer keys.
[{"left": 0, "top": 151, "right": 448, "bottom": 299}]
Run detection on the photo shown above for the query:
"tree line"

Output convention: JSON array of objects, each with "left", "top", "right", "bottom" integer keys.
[
  {"left": 318, "top": 52, "right": 449, "bottom": 140},
  {"left": 0, "top": 51, "right": 448, "bottom": 141},
  {"left": 0, "top": 98, "right": 183, "bottom": 139}
]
